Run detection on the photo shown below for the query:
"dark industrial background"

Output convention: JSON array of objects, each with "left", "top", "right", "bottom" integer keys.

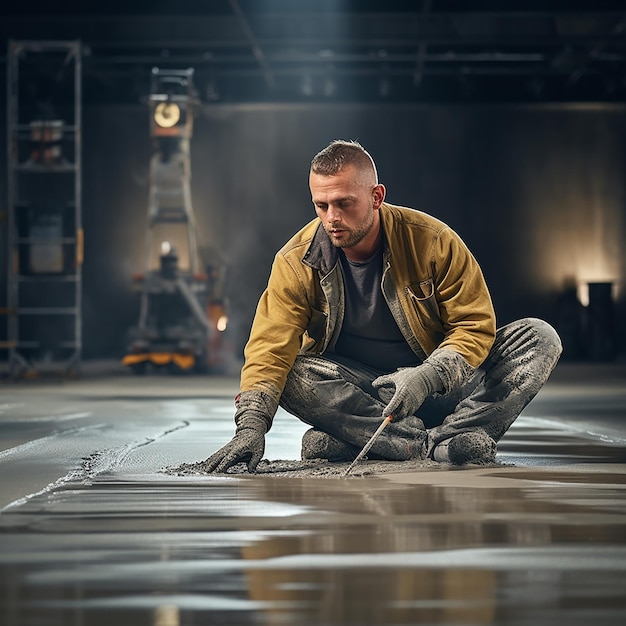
[{"left": 1, "top": 0, "right": 625, "bottom": 364}]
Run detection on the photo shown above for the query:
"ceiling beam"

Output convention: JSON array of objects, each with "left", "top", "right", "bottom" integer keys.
[{"left": 227, "top": 0, "right": 274, "bottom": 88}]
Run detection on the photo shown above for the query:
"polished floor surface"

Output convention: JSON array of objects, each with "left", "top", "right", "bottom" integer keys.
[{"left": 0, "top": 362, "right": 625, "bottom": 625}]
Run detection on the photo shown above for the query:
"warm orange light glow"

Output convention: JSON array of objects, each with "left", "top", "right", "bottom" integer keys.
[
  {"left": 577, "top": 279, "right": 618, "bottom": 308},
  {"left": 217, "top": 315, "right": 228, "bottom": 332},
  {"left": 154, "top": 102, "right": 181, "bottom": 128},
  {"left": 514, "top": 167, "right": 623, "bottom": 309}
]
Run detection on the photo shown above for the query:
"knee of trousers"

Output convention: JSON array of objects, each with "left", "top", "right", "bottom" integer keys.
[
  {"left": 285, "top": 355, "right": 344, "bottom": 386},
  {"left": 280, "top": 355, "right": 341, "bottom": 413},
  {"left": 516, "top": 317, "right": 563, "bottom": 362}
]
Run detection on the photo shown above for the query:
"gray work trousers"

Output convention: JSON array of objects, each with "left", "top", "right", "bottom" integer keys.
[{"left": 279, "top": 317, "right": 563, "bottom": 460}]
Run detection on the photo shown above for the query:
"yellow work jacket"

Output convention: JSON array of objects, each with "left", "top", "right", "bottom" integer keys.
[{"left": 240, "top": 202, "right": 496, "bottom": 406}]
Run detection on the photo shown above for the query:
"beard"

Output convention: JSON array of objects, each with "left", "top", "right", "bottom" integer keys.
[{"left": 324, "top": 212, "right": 374, "bottom": 249}]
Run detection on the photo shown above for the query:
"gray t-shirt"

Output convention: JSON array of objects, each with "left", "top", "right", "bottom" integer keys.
[{"left": 333, "top": 245, "right": 421, "bottom": 372}]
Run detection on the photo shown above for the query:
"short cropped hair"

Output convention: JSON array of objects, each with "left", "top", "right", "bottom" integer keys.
[{"left": 310, "top": 140, "right": 378, "bottom": 183}]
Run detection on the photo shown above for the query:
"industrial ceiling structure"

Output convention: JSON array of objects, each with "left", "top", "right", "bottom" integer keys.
[{"left": 1, "top": 0, "right": 626, "bottom": 105}]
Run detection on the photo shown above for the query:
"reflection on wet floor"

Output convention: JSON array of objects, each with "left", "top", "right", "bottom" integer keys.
[
  {"left": 2, "top": 466, "right": 626, "bottom": 626},
  {"left": 0, "top": 365, "right": 626, "bottom": 625}
]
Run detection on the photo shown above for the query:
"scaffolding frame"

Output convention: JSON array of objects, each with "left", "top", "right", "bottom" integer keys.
[{"left": 4, "top": 40, "right": 83, "bottom": 377}]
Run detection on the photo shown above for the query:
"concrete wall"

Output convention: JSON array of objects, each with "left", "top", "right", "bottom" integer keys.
[{"left": 2, "top": 102, "right": 625, "bottom": 361}]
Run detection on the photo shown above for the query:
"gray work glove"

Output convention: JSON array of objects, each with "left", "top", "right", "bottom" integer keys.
[
  {"left": 204, "top": 390, "right": 276, "bottom": 473},
  {"left": 372, "top": 362, "right": 444, "bottom": 420},
  {"left": 204, "top": 413, "right": 267, "bottom": 473}
]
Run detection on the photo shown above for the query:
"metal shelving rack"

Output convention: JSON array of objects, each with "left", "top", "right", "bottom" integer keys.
[{"left": 5, "top": 40, "right": 83, "bottom": 377}]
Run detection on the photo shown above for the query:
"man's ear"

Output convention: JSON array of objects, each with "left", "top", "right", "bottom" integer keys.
[{"left": 373, "top": 183, "right": 386, "bottom": 209}]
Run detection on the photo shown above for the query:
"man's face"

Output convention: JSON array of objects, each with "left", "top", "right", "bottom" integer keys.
[{"left": 310, "top": 164, "right": 384, "bottom": 254}]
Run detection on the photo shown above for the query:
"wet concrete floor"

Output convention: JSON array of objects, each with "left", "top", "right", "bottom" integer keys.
[{"left": 0, "top": 362, "right": 625, "bottom": 625}]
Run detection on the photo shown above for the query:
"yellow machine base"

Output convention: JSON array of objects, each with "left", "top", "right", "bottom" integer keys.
[{"left": 122, "top": 352, "right": 195, "bottom": 371}]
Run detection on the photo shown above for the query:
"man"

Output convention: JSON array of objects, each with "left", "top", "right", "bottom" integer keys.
[{"left": 206, "top": 140, "right": 562, "bottom": 473}]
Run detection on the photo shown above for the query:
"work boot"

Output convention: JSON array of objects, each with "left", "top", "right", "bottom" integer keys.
[
  {"left": 432, "top": 431, "right": 497, "bottom": 465},
  {"left": 301, "top": 428, "right": 359, "bottom": 462}
]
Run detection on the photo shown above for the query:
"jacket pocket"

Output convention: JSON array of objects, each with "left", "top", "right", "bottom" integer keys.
[{"left": 405, "top": 280, "right": 444, "bottom": 336}]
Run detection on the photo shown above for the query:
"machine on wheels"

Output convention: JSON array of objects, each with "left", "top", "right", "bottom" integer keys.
[{"left": 122, "top": 68, "right": 231, "bottom": 374}]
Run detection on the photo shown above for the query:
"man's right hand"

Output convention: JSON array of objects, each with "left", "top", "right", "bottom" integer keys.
[{"left": 204, "top": 415, "right": 266, "bottom": 473}]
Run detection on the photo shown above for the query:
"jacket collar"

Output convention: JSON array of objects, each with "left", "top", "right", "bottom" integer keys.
[{"left": 302, "top": 222, "right": 339, "bottom": 275}]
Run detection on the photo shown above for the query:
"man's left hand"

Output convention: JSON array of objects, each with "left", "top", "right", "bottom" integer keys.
[{"left": 372, "top": 363, "right": 444, "bottom": 420}]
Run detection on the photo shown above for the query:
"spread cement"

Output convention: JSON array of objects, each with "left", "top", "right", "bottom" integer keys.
[{"left": 167, "top": 457, "right": 474, "bottom": 478}]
